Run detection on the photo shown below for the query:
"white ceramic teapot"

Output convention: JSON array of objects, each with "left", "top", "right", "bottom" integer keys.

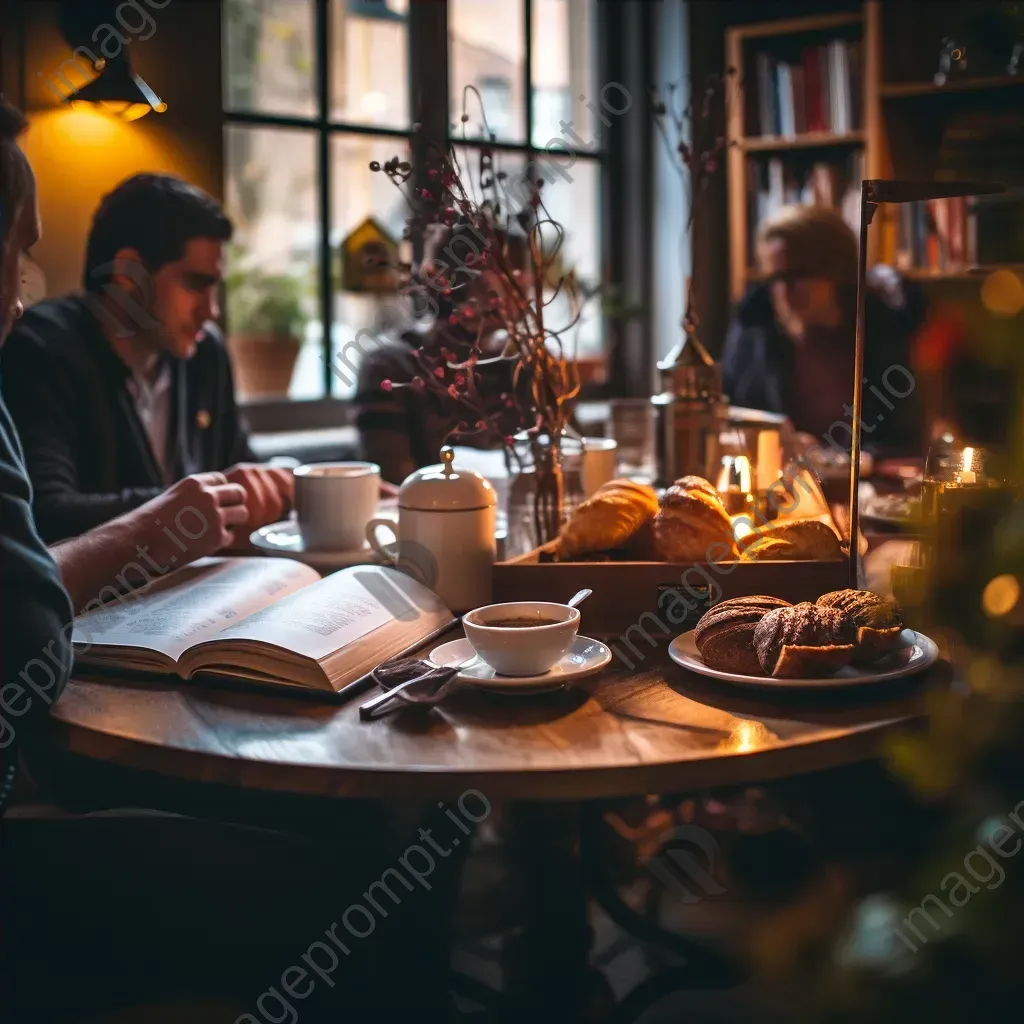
[{"left": 365, "top": 447, "right": 497, "bottom": 613}]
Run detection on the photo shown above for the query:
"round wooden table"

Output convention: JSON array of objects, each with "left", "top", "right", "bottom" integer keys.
[
  {"left": 47, "top": 647, "right": 951, "bottom": 1019},
  {"left": 50, "top": 647, "right": 949, "bottom": 802}
]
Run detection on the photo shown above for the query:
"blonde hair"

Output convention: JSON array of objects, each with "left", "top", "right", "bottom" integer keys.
[{"left": 756, "top": 204, "right": 858, "bottom": 286}]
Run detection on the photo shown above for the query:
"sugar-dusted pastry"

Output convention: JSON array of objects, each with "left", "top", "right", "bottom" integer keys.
[
  {"left": 693, "top": 595, "right": 792, "bottom": 675},
  {"left": 653, "top": 479, "right": 738, "bottom": 563},
  {"left": 553, "top": 478, "right": 659, "bottom": 560},
  {"left": 737, "top": 519, "right": 844, "bottom": 561},
  {"left": 753, "top": 602, "right": 855, "bottom": 678},
  {"left": 816, "top": 589, "right": 904, "bottom": 663}
]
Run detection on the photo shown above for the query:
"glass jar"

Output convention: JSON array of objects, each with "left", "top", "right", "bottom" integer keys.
[{"left": 504, "top": 429, "right": 585, "bottom": 556}]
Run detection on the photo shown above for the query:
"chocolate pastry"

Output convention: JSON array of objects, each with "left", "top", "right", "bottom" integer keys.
[
  {"left": 693, "top": 595, "right": 793, "bottom": 675},
  {"left": 816, "top": 589, "right": 904, "bottom": 663},
  {"left": 753, "top": 602, "right": 855, "bottom": 678}
]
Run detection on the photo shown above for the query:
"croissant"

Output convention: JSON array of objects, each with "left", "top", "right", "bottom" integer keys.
[
  {"left": 652, "top": 479, "right": 738, "bottom": 563},
  {"left": 554, "top": 478, "right": 659, "bottom": 560}
]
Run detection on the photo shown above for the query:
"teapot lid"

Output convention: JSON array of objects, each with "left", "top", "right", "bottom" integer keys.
[{"left": 399, "top": 446, "right": 498, "bottom": 511}]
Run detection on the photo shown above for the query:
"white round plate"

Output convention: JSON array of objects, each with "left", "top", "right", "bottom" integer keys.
[
  {"left": 668, "top": 628, "right": 939, "bottom": 689},
  {"left": 429, "top": 636, "right": 612, "bottom": 693},
  {"left": 250, "top": 519, "right": 386, "bottom": 572}
]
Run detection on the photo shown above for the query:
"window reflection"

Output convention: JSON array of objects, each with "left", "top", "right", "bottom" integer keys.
[
  {"left": 223, "top": 0, "right": 316, "bottom": 119},
  {"left": 450, "top": 0, "right": 525, "bottom": 142},
  {"left": 331, "top": 0, "right": 409, "bottom": 128}
]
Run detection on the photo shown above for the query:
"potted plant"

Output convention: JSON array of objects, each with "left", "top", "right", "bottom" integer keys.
[{"left": 225, "top": 265, "right": 307, "bottom": 398}]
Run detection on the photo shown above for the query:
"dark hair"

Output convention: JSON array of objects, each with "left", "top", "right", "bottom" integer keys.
[
  {"left": 83, "top": 173, "right": 232, "bottom": 291},
  {"left": 0, "top": 96, "right": 30, "bottom": 256}
]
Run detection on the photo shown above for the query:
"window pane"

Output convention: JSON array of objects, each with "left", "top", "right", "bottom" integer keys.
[
  {"left": 223, "top": 126, "right": 322, "bottom": 400},
  {"left": 330, "top": 0, "right": 409, "bottom": 128},
  {"left": 223, "top": 0, "right": 316, "bottom": 118},
  {"left": 534, "top": 156, "right": 603, "bottom": 359},
  {"left": 449, "top": 0, "right": 525, "bottom": 143},
  {"left": 531, "top": 0, "right": 601, "bottom": 150},
  {"left": 329, "top": 134, "right": 414, "bottom": 398}
]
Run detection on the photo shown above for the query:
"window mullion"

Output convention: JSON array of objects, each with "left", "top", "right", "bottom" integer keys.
[{"left": 317, "top": 0, "right": 333, "bottom": 395}]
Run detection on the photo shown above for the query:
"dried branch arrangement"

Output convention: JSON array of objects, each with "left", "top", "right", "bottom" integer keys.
[{"left": 370, "top": 87, "right": 585, "bottom": 541}]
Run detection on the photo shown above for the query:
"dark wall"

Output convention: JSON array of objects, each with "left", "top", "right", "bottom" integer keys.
[{"left": 10, "top": 0, "right": 222, "bottom": 295}]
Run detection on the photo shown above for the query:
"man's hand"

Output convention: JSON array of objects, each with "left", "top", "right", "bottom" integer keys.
[
  {"left": 132, "top": 472, "right": 250, "bottom": 565},
  {"left": 49, "top": 473, "right": 249, "bottom": 612},
  {"left": 224, "top": 463, "right": 295, "bottom": 529}
]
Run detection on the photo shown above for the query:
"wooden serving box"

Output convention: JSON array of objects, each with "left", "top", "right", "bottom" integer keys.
[{"left": 492, "top": 544, "right": 848, "bottom": 639}]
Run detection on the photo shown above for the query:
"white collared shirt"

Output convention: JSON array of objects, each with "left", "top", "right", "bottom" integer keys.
[{"left": 125, "top": 361, "right": 173, "bottom": 483}]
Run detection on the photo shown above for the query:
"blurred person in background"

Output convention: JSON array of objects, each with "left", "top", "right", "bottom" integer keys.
[
  {"left": 722, "top": 204, "right": 925, "bottom": 457},
  {"left": 355, "top": 223, "right": 527, "bottom": 484}
]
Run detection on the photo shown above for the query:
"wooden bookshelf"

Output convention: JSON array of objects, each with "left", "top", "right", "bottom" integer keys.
[
  {"left": 741, "top": 130, "right": 865, "bottom": 152},
  {"left": 881, "top": 75, "right": 1024, "bottom": 99},
  {"left": 726, "top": 1, "right": 1023, "bottom": 301},
  {"left": 726, "top": 10, "right": 871, "bottom": 300}
]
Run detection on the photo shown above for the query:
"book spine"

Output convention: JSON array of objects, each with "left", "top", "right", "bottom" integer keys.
[
  {"left": 756, "top": 52, "right": 774, "bottom": 136},
  {"left": 933, "top": 198, "right": 950, "bottom": 272},
  {"left": 791, "top": 64, "right": 806, "bottom": 135},
  {"left": 966, "top": 199, "right": 978, "bottom": 264},
  {"left": 777, "top": 62, "right": 795, "bottom": 137},
  {"left": 768, "top": 157, "right": 785, "bottom": 219},
  {"left": 848, "top": 40, "right": 862, "bottom": 130},
  {"left": 949, "top": 196, "right": 965, "bottom": 268},
  {"left": 911, "top": 202, "right": 925, "bottom": 268},
  {"left": 819, "top": 44, "right": 832, "bottom": 132},
  {"left": 803, "top": 46, "right": 823, "bottom": 132}
]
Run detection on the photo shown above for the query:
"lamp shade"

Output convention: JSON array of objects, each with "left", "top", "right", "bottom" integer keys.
[{"left": 67, "top": 57, "right": 166, "bottom": 121}]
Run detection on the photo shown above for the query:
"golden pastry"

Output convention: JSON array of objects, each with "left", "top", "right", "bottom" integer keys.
[
  {"left": 553, "top": 478, "right": 659, "bottom": 560},
  {"left": 652, "top": 480, "right": 738, "bottom": 563},
  {"left": 737, "top": 519, "right": 844, "bottom": 561}
]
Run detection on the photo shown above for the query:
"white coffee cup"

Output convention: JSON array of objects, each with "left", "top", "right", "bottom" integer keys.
[
  {"left": 463, "top": 601, "right": 580, "bottom": 676},
  {"left": 294, "top": 462, "right": 380, "bottom": 551},
  {"left": 581, "top": 437, "right": 619, "bottom": 497}
]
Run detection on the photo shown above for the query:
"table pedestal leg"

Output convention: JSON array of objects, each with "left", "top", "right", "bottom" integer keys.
[{"left": 503, "top": 801, "right": 612, "bottom": 1021}]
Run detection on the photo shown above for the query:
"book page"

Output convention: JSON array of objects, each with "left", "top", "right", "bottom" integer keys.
[
  {"left": 204, "top": 564, "right": 451, "bottom": 665},
  {"left": 72, "top": 557, "right": 321, "bottom": 664}
]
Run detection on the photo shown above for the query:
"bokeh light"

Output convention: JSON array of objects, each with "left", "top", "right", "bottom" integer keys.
[
  {"left": 982, "top": 573, "right": 1020, "bottom": 618},
  {"left": 980, "top": 269, "right": 1024, "bottom": 318}
]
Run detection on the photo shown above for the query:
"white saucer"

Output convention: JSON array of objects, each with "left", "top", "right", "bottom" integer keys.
[
  {"left": 250, "top": 520, "right": 386, "bottom": 572},
  {"left": 668, "top": 628, "right": 939, "bottom": 689},
  {"left": 429, "top": 636, "right": 612, "bottom": 693}
]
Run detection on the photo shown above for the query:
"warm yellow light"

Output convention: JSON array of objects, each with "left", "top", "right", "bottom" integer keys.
[
  {"left": 721, "top": 719, "right": 776, "bottom": 753},
  {"left": 99, "top": 100, "right": 131, "bottom": 115},
  {"left": 982, "top": 574, "right": 1020, "bottom": 618},
  {"left": 121, "top": 102, "right": 155, "bottom": 122},
  {"left": 981, "top": 269, "right": 1024, "bottom": 317}
]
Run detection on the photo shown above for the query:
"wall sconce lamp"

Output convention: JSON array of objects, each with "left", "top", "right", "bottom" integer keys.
[
  {"left": 66, "top": 55, "right": 166, "bottom": 122},
  {"left": 847, "top": 178, "right": 1006, "bottom": 587}
]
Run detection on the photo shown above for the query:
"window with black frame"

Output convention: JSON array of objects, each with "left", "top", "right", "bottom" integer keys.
[{"left": 222, "top": 0, "right": 604, "bottom": 406}]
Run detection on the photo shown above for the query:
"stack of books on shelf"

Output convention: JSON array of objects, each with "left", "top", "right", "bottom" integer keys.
[
  {"left": 892, "top": 198, "right": 975, "bottom": 275},
  {"left": 753, "top": 39, "right": 861, "bottom": 138},
  {"left": 746, "top": 151, "right": 864, "bottom": 250}
]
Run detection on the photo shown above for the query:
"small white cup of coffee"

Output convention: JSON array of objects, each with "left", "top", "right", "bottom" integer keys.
[
  {"left": 294, "top": 462, "right": 380, "bottom": 551},
  {"left": 463, "top": 601, "right": 580, "bottom": 676}
]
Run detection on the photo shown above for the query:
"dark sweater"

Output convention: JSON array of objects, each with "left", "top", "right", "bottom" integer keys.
[
  {"left": 0, "top": 295, "right": 255, "bottom": 543},
  {"left": 0, "top": 394, "right": 73, "bottom": 751},
  {"left": 721, "top": 273, "right": 925, "bottom": 457}
]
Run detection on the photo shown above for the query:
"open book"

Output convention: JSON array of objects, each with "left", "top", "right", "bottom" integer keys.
[{"left": 72, "top": 558, "right": 456, "bottom": 693}]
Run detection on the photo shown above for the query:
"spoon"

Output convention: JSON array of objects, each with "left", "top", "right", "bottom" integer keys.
[
  {"left": 358, "top": 654, "right": 476, "bottom": 720},
  {"left": 567, "top": 588, "right": 592, "bottom": 609}
]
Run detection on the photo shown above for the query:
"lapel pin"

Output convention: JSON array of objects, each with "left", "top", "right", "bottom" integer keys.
[{"left": 196, "top": 409, "right": 211, "bottom": 429}]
